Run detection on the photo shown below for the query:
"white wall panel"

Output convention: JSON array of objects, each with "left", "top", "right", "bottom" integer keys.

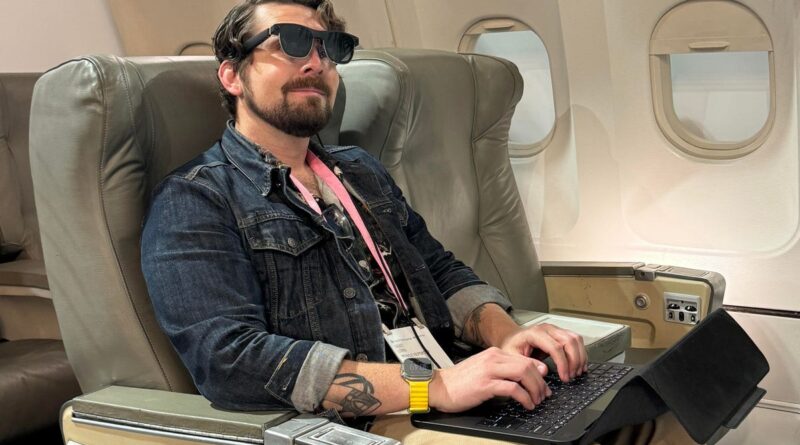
[
  {"left": 327, "top": 0, "right": 395, "bottom": 49},
  {"left": 729, "top": 312, "right": 800, "bottom": 407},
  {"left": 529, "top": 0, "right": 800, "bottom": 314},
  {"left": 603, "top": 0, "right": 797, "bottom": 254},
  {"left": 384, "top": 0, "right": 580, "bottom": 240},
  {"left": 0, "top": 0, "right": 123, "bottom": 72}
]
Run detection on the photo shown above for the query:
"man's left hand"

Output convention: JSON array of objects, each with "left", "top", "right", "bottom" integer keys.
[
  {"left": 498, "top": 323, "right": 588, "bottom": 383},
  {"left": 464, "top": 303, "right": 588, "bottom": 383}
]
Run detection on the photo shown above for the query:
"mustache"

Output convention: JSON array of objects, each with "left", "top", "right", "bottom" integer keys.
[{"left": 281, "top": 76, "right": 332, "bottom": 97}]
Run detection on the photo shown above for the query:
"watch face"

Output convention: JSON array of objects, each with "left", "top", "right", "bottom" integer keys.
[{"left": 402, "top": 358, "right": 433, "bottom": 379}]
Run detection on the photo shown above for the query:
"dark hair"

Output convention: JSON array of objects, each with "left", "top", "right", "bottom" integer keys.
[{"left": 212, "top": 0, "right": 346, "bottom": 118}]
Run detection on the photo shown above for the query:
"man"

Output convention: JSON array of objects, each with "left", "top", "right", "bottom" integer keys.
[{"left": 141, "top": 1, "right": 689, "bottom": 443}]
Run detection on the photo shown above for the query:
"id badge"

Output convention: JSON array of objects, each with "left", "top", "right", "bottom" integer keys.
[{"left": 382, "top": 318, "right": 454, "bottom": 369}]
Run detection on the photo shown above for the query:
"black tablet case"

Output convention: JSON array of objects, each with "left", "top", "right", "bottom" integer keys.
[{"left": 581, "top": 309, "right": 769, "bottom": 444}]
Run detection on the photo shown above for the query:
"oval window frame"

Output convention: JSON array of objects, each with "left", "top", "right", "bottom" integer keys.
[
  {"left": 459, "top": 18, "right": 556, "bottom": 158},
  {"left": 649, "top": 0, "right": 776, "bottom": 160}
]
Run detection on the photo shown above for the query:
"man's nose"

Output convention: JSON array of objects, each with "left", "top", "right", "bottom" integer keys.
[{"left": 301, "top": 39, "right": 328, "bottom": 73}]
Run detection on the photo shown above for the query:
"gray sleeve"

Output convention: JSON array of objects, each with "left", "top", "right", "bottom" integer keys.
[
  {"left": 446, "top": 284, "right": 513, "bottom": 338},
  {"left": 290, "top": 342, "right": 350, "bottom": 412}
]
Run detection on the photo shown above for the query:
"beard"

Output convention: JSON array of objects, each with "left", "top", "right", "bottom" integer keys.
[{"left": 241, "top": 75, "right": 333, "bottom": 138}]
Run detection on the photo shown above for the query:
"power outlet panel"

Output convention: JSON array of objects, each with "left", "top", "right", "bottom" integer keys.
[{"left": 664, "top": 292, "right": 700, "bottom": 325}]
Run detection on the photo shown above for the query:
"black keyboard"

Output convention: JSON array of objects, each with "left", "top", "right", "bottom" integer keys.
[{"left": 478, "top": 363, "right": 633, "bottom": 436}]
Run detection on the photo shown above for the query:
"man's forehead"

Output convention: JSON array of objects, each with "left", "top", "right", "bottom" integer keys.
[{"left": 252, "top": 3, "right": 326, "bottom": 32}]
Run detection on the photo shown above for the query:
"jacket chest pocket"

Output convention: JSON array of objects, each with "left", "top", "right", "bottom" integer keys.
[
  {"left": 244, "top": 212, "right": 325, "bottom": 255},
  {"left": 242, "top": 212, "right": 327, "bottom": 338}
]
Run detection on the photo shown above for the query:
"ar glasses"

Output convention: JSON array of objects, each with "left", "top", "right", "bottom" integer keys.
[{"left": 242, "top": 23, "right": 359, "bottom": 64}]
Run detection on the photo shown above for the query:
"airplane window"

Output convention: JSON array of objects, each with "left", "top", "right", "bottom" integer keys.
[
  {"left": 460, "top": 19, "right": 555, "bottom": 157},
  {"left": 650, "top": 0, "right": 775, "bottom": 159},
  {"left": 670, "top": 51, "right": 770, "bottom": 144}
]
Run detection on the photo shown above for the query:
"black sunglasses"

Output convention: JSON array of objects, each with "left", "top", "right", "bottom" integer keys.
[{"left": 242, "top": 23, "right": 359, "bottom": 64}]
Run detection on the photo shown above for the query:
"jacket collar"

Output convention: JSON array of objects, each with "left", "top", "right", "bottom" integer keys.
[
  {"left": 219, "top": 120, "right": 354, "bottom": 197},
  {"left": 219, "top": 120, "right": 278, "bottom": 196}
]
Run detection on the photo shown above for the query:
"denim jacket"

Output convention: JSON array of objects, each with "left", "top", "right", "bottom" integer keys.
[{"left": 141, "top": 123, "right": 511, "bottom": 412}]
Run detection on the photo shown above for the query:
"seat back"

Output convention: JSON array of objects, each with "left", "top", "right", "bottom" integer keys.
[
  {"left": 0, "top": 74, "right": 39, "bottom": 262},
  {"left": 31, "top": 57, "right": 221, "bottom": 394},
  {"left": 0, "top": 74, "right": 49, "bottom": 292},
  {"left": 338, "top": 49, "right": 547, "bottom": 311},
  {"left": 28, "top": 55, "right": 344, "bottom": 394}
]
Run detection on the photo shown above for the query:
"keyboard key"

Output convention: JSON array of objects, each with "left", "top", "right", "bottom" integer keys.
[{"left": 494, "top": 417, "right": 524, "bottom": 430}]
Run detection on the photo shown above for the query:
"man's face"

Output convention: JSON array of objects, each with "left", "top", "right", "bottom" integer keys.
[{"left": 237, "top": 3, "right": 340, "bottom": 137}]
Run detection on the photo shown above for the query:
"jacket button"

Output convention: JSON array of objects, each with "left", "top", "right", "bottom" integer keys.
[
  {"left": 287, "top": 237, "right": 298, "bottom": 248},
  {"left": 343, "top": 287, "right": 356, "bottom": 299},
  {"left": 356, "top": 353, "right": 368, "bottom": 362}
]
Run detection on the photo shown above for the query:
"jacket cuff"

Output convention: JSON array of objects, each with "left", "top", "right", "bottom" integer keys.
[
  {"left": 446, "top": 284, "right": 513, "bottom": 338},
  {"left": 289, "top": 342, "right": 350, "bottom": 412}
]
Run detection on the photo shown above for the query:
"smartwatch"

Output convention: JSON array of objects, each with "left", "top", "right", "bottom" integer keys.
[{"left": 401, "top": 358, "right": 433, "bottom": 414}]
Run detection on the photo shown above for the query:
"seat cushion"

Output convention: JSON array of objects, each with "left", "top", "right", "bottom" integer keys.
[
  {"left": 0, "top": 258, "right": 48, "bottom": 289},
  {"left": 0, "top": 339, "right": 81, "bottom": 440}
]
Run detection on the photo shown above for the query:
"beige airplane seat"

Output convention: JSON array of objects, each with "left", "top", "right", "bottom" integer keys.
[
  {"left": 0, "top": 73, "right": 81, "bottom": 441},
  {"left": 339, "top": 49, "right": 546, "bottom": 310}
]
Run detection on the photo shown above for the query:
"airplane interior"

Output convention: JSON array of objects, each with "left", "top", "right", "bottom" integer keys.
[{"left": 0, "top": 0, "right": 798, "bottom": 444}]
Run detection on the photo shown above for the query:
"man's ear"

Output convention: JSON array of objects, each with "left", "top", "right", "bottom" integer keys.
[{"left": 218, "top": 60, "right": 243, "bottom": 96}]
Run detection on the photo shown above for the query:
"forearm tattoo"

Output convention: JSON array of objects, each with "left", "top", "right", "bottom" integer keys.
[
  {"left": 324, "top": 373, "right": 381, "bottom": 417},
  {"left": 463, "top": 303, "right": 489, "bottom": 348}
]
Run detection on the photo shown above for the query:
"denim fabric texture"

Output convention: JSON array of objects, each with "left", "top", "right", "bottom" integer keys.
[{"left": 141, "top": 122, "right": 511, "bottom": 412}]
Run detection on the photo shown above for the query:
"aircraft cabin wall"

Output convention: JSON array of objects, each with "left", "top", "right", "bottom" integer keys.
[
  {"left": 337, "top": 0, "right": 800, "bottom": 442},
  {"left": 2, "top": 0, "right": 799, "bottom": 443},
  {"left": 0, "top": 0, "right": 123, "bottom": 72}
]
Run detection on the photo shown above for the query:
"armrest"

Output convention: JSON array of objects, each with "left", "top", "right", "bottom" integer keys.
[
  {"left": 541, "top": 261, "right": 725, "bottom": 308},
  {"left": 63, "top": 386, "right": 296, "bottom": 443},
  {"left": 541, "top": 261, "right": 643, "bottom": 277},
  {"left": 541, "top": 261, "right": 726, "bottom": 349}
]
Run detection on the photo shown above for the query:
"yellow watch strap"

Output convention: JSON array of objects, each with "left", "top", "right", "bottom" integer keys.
[{"left": 408, "top": 380, "right": 430, "bottom": 414}]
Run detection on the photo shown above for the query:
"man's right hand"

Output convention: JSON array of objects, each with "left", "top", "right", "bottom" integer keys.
[{"left": 429, "top": 347, "right": 553, "bottom": 413}]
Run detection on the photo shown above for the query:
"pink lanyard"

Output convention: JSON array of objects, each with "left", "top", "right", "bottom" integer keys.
[{"left": 289, "top": 151, "right": 408, "bottom": 312}]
